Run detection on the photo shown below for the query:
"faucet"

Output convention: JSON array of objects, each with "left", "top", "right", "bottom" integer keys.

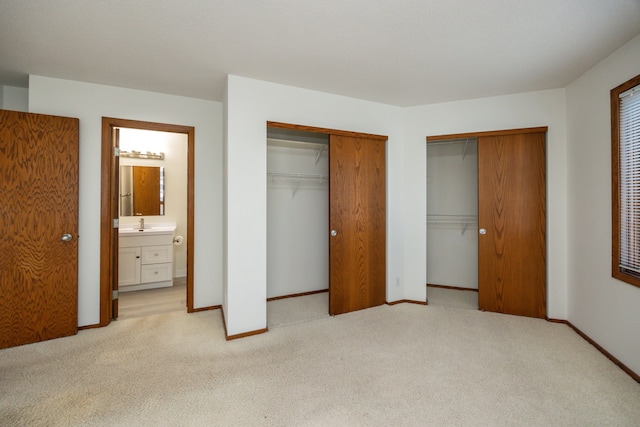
[{"left": 139, "top": 218, "right": 144, "bottom": 230}]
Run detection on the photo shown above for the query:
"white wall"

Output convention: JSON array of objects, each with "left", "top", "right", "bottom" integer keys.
[
  {"left": 566, "top": 33, "right": 640, "bottom": 374},
  {"left": 225, "top": 75, "right": 407, "bottom": 336},
  {"left": 404, "top": 88, "right": 569, "bottom": 319},
  {"left": 2, "top": 85, "right": 28, "bottom": 112},
  {"left": 28, "top": 75, "right": 223, "bottom": 326},
  {"left": 267, "top": 143, "right": 329, "bottom": 298},
  {"left": 119, "top": 128, "right": 188, "bottom": 277},
  {"left": 427, "top": 142, "right": 478, "bottom": 289},
  {"left": 225, "top": 75, "right": 570, "bottom": 336}
]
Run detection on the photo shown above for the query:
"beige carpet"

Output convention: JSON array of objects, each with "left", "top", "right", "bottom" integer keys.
[
  {"left": 427, "top": 287, "right": 479, "bottom": 310},
  {"left": 1, "top": 304, "right": 639, "bottom": 426},
  {"left": 267, "top": 292, "right": 329, "bottom": 328}
]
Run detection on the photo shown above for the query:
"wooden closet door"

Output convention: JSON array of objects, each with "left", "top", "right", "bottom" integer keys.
[
  {"left": 329, "top": 134, "right": 386, "bottom": 315},
  {"left": 0, "top": 110, "right": 79, "bottom": 348},
  {"left": 477, "top": 132, "right": 546, "bottom": 318}
]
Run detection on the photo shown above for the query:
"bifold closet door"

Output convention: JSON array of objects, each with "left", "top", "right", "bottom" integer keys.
[
  {"left": 0, "top": 110, "right": 79, "bottom": 348},
  {"left": 477, "top": 131, "right": 546, "bottom": 318},
  {"left": 329, "top": 134, "right": 386, "bottom": 315}
]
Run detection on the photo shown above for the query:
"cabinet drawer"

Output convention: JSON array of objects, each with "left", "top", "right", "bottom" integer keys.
[
  {"left": 119, "top": 234, "right": 173, "bottom": 248},
  {"left": 141, "top": 263, "right": 172, "bottom": 283},
  {"left": 141, "top": 245, "right": 172, "bottom": 264}
]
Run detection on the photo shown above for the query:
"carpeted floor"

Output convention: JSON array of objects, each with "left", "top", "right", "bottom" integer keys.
[
  {"left": 427, "top": 286, "right": 478, "bottom": 310},
  {"left": 1, "top": 302, "right": 639, "bottom": 426},
  {"left": 267, "top": 292, "right": 329, "bottom": 328}
]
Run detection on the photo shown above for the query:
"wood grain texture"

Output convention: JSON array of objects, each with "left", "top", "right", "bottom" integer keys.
[
  {"left": 0, "top": 110, "right": 79, "bottom": 348},
  {"left": 477, "top": 132, "right": 546, "bottom": 318},
  {"left": 100, "top": 117, "right": 195, "bottom": 325},
  {"left": 427, "top": 127, "right": 548, "bottom": 142},
  {"left": 329, "top": 135, "right": 386, "bottom": 315},
  {"left": 267, "top": 121, "right": 388, "bottom": 141},
  {"left": 132, "top": 166, "right": 161, "bottom": 215}
]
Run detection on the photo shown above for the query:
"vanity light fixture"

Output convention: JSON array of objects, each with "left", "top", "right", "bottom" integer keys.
[{"left": 120, "top": 150, "right": 165, "bottom": 160}]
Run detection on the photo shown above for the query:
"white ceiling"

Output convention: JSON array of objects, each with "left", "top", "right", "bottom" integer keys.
[{"left": 1, "top": 1, "right": 639, "bottom": 107}]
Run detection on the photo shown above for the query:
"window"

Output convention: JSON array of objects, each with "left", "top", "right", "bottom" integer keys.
[{"left": 612, "top": 73, "right": 640, "bottom": 288}]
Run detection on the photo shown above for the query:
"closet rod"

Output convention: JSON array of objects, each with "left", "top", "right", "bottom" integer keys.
[
  {"left": 267, "top": 138, "right": 328, "bottom": 150},
  {"left": 427, "top": 138, "right": 477, "bottom": 147},
  {"left": 267, "top": 172, "right": 328, "bottom": 182},
  {"left": 427, "top": 214, "right": 477, "bottom": 223},
  {"left": 427, "top": 214, "right": 477, "bottom": 236}
]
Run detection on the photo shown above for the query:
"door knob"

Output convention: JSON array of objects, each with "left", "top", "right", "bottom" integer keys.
[
  {"left": 479, "top": 228, "right": 487, "bottom": 235},
  {"left": 61, "top": 233, "right": 73, "bottom": 242},
  {"left": 331, "top": 230, "right": 337, "bottom": 237}
]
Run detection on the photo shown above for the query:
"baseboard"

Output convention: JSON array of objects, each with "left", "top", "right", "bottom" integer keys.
[
  {"left": 174, "top": 270, "right": 187, "bottom": 278},
  {"left": 546, "top": 317, "right": 639, "bottom": 383},
  {"left": 267, "top": 289, "right": 328, "bottom": 301},
  {"left": 387, "top": 299, "right": 428, "bottom": 306},
  {"left": 190, "top": 305, "right": 221, "bottom": 313},
  {"left": 226, "top": 327, "right": 269, "bottom": 341},
  {"left": 427, "top": 283, "right": 478, "bottom": 292},
  {"left": 220, "top": 306, "right": 268, "bottom": 341}
]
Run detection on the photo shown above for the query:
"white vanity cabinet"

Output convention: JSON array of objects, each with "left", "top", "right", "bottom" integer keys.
[{"left": 118, "top": 231, "right": 174, "bottom": 292}]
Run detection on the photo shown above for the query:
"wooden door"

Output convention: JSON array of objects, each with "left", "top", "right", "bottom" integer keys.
[
  {"left": 132, "top": 166, "right": 161, "bottom": 215},
  {"left": 0, "top": 110, "right": 79, "bottom": 348},
  {"left": 329, "top": 134, "right": 386, "bottom": 315},
  {"left": 477, "top": 132, "right": 546, "bottom": 318}
]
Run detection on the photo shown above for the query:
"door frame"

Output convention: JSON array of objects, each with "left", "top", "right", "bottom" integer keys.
[
  {"left": 426, "top": 126, "right": 548, "bottom": 316},
  {"left": 100, "top": 117, "right": 195, "bottom": 327}
]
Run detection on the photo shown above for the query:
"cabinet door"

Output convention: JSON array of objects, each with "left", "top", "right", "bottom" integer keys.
[{"left": 118, "top": 247, "right": 141, "bottom": 286}]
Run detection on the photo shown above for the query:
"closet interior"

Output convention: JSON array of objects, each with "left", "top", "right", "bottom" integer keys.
[
  {"left": 266, "top": 127, "right": 330, "bottom": 310},
  {"left": 426, "top": 137, "right": 479, "bottom": 299}
]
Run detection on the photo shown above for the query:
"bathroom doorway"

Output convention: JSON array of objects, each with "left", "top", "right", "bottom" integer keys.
[{"left": 100, "top": 118, "right": 195, "bottom": 326}]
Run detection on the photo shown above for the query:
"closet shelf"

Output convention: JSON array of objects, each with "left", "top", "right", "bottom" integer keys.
[
  {"left": 427, "top": 137, "right": 477, "bottom": 160},
  {"left": 427, "top": 214, "right": 478, "bottom": 235},
  {"left": 267, "top": 172, "right": 328, "bottom": 198},
  {"left": 268, "top": 172, "right": 328, "bottom": 182}
]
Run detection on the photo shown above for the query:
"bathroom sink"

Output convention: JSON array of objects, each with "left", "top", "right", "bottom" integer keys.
[{"left": 119, "top": 223, "right": 176, "bottom": 236}]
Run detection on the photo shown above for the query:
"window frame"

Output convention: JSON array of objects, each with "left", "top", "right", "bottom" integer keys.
[{"left": 611, "top": 73, "right": 640, "bottom": 288}]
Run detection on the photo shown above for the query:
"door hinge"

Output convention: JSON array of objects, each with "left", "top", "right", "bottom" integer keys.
[
  {"left": 112, "top": 290, "right": 119, "bottom": 300},
  {"left": 114, "top": 147, "right": 120, "bottom": 157},
  {"left": 113, "top": 218, "right": 119, "bottom": 228}
]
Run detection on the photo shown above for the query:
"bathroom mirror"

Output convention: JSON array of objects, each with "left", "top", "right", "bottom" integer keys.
[{"left": 119, "top": 165, "right": 164, "bottom": 216}]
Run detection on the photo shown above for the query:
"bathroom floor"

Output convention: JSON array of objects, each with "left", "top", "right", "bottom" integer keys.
[{"left": 117, "top": 277, "right": 187, "bottom": 320}]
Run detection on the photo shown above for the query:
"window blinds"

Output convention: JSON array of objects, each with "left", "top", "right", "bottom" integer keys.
[{"left": 619, "top": 84, "right": 640, "bottom": 275}]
